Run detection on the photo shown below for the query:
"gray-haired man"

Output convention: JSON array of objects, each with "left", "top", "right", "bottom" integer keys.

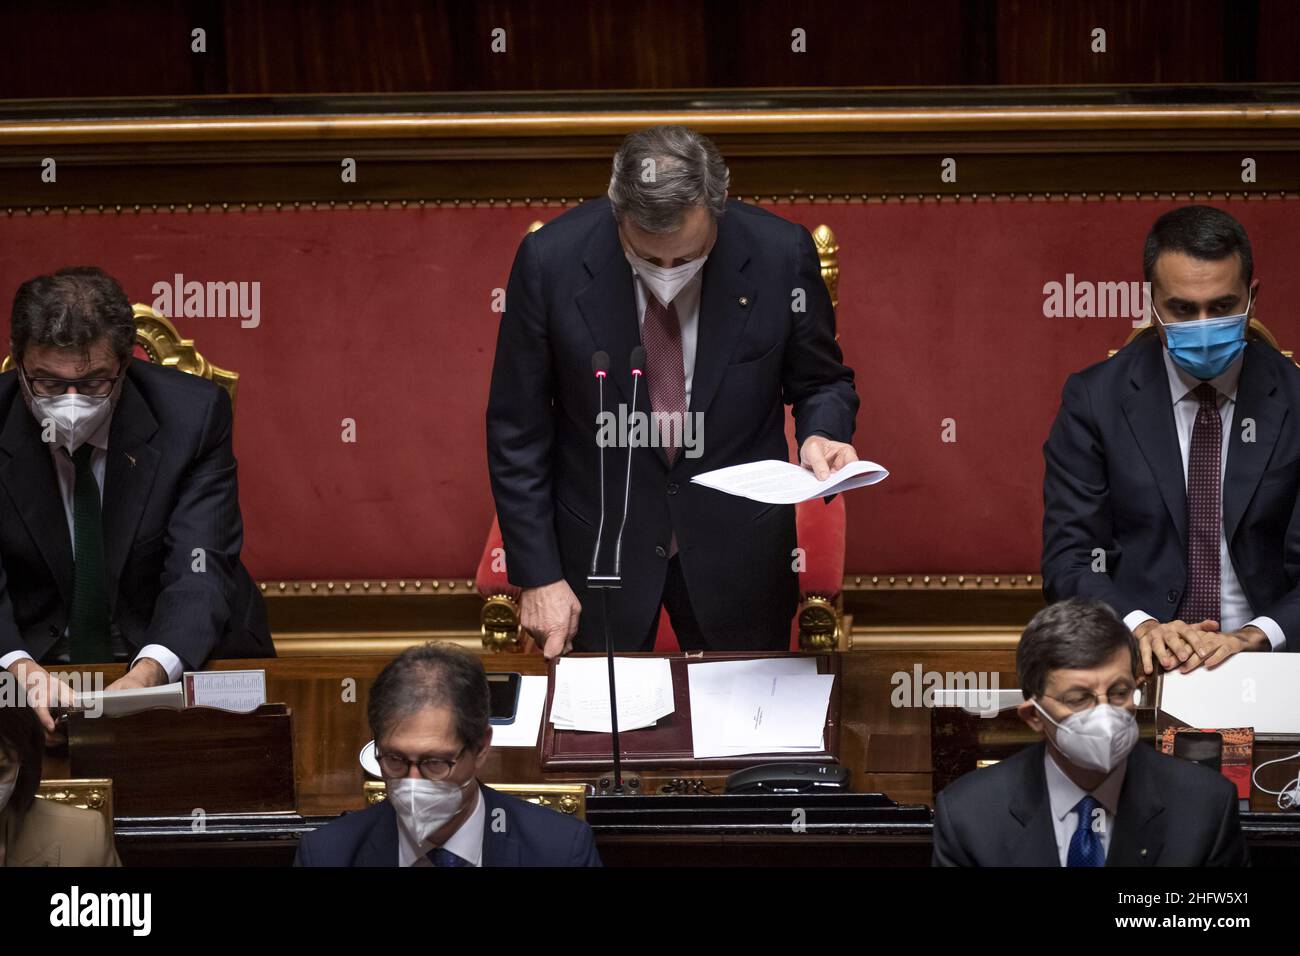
[{"left": 487, "top": 125, "right": 860, "bottom": 655}]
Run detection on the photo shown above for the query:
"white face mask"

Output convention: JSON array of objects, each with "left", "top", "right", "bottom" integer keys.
[
  {"left": 387, "top": 776, "right": 472, "bottom": 846},
  {"left": 624, "top": 250, "right": 708, "bottom": 306},
  {"left": 1033, "top": 700, "right": 1139, "bottom": 774},
  {"left": 20, "top": 370, "right": 121, "bottom": 454}
]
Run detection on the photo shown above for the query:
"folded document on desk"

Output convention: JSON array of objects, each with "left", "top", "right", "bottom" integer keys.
[
  {"left": 689, "top": 658, "right": 833, "bottom": 758},
  {"left": 550, "top": 657, "right": 675, "bottom": 732}
]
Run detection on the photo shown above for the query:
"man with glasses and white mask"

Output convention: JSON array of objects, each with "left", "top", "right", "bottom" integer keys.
[
  {"left": 1044, "top": 205, "right": 1300, "bottom": 676},
  {"left": 0, "top": 267, "right": 271, "bottom": 736},
  {"left": 933, "top": 598, "right": 1247, "bottom": 867},
  {"left": 295, "top": 643, "right": 601, "bottom": 867},
  {"left": 488, "top": 124, "right": 860, "bottom": 656}
]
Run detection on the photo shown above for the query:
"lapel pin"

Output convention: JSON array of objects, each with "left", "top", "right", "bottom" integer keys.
[
  {"left": 1140, "top": 848, "right": 1148, "bottom": 857},
  {"left": 125, "top": 453, "right": 136, "bottom": 469},
  {"left": 738, "top": 296, "right": 749, "bottom": 307}
]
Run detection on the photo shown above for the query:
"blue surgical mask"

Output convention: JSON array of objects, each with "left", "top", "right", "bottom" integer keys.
[{"left": 1154, "top": 291, "right": 1252, "bottom": 381}]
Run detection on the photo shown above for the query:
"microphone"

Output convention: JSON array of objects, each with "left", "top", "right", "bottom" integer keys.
[
  {"left": 589, "top": 351, "right": 610, "bottom": 578},
  {"left": 612, "top": 345, "right": 645, "bottom": 579}
]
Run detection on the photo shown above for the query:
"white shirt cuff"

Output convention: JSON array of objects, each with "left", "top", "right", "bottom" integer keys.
[
  {"left": 133, "top": 645, "right": 184, "bottom": 683},
  {"left": 1244, "top": 616, "right": 1286, "bottom": 652},
  {"left": 0, "top": 650, "right": 35, "bottom": 671},
  {"left": 1123, "top": 610, "right": 1158, "bottom": 633}
]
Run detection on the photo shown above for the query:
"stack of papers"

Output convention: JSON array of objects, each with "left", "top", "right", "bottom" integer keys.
[
  {"left": 691, "top": 459, "right": 888, "bottom": 504},
  {"left": 687, "top": 658, "right": 835, "bottom": 758},
  {"left": 550, "top": 657, "right": 675, "bottom": 732}
]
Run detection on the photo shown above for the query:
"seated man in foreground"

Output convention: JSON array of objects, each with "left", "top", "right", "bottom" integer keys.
[
  {"left": 933, "top": 598, "right": 1247, "bottom": 867},
  {"left": 295, "top": 642, "right": 601, "bottom": 867}
]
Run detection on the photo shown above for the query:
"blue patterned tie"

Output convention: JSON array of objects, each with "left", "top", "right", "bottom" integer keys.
[
  {"left": 427, "top": 847, "right": 471, "bottom": 867},
  {"left": 1067, "top": 795, "right": 1105, "bottom": 867}
]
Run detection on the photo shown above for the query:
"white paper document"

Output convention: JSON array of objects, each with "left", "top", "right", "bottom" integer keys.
[
  {"left": 183, "top": 669, "right": 267, "bottom": 713},
  {"left": 688, "top": 657, "right": 832, "bottom": 758},
  {"left": 550, "top": 657, "right": 674, "bottom": 732},
  {"left": 691, "top": 459, "right": 889, "bottom": 504},
  {"left": 493, "top": 675, "right": 548, "bottom": 747},
  {"left": 1161, "top": 653, "right": 1300, "bottom": 734}
]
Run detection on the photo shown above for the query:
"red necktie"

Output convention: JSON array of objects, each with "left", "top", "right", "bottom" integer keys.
[
  {"left": 641, "top": 296, "right": 687, "bottom": 465},
  {"left": 1178, "top": 383, "right": 1222, "bottom": 624}
]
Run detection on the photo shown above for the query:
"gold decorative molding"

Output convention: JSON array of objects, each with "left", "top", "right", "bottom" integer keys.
[
  {"left": 850, "top": 626, "right": 1023, "bottom": 651},
  {"left": 8, "top": 104, "right": 1300, "bottom": 146},
  {"left": 481, "top": 593, "right": 524, "bottom": 653},
  {"left": 796, "top": 594, "right": 843, "bottom": 651},
  {"left": 364, "top": 780, "right": 587, "bottom": 819},
  {"left": 259, "top": 578, "right": 477, "bottom": 594},
  {"left": 812, "top": 224, "right": 839, "bottom": 309},
  {"left": 35, "top": 778, "right": 114, "bottom": 834},
  {"left": 7, "top": 191, "right": 1298, "bottom": 217},
  {"left": 843, "top": 574, "right": 1040, "bottom": 590}
]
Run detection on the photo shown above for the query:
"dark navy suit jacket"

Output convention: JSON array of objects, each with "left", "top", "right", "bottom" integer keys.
[
  {"left": 933, "top": 741, "right": 1248, "bottom": 866},
  {"left": 0, "top": 360, "right": 271, "bottom": 668},
  {"left": 294, "top": 784, "right": 602, "bottom": 867},
  {"left": 487, "top": 196, "right": 859, "bottom": 651},
  {"left": 1043, "top": 332, "right": 1300, "bottom": 646}
]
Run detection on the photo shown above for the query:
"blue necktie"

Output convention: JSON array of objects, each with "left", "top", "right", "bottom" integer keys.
[
  {"left": 427, "top": 847, "right": 471, "bottom": 867},
  {"left": 1067, "top": 794, "right": 1105, "bottom": 867}
]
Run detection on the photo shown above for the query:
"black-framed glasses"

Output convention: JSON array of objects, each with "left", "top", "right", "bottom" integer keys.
[
  {"left": 20, "top": 362, "right": 124, "bottom": 398},
  {"left": 374, "top": 744, "right": 466, "bottom": 781},
  {"left": 1042, "top": 684, "right": 1137, "bottom": 714}
]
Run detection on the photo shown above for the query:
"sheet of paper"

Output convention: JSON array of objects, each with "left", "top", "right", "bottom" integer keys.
[
  {"left": 691, "top": 459, "right": 888, "bottom": 504},
  {"left": 721, "top": 673, "right": 835, "bottom": 749},
  {"left": 183, "top": 669, "right": 267, "bottom": 713},
  {"left": 688, "top": 657, "right": 826, "bottom": 758},
  {"left": 551, "top": 657, "right": 674, "bottom": 732},
  {"left": 1161, "top": 653, "right": 1300, "bottom": 734},
  {"left": 492, "top": 675, "right": 548, "bottom": 747}
]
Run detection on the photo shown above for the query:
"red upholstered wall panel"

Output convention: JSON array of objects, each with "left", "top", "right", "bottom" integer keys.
[{"left": 1, "top": 198, "right": 1296, "bottom": 578}]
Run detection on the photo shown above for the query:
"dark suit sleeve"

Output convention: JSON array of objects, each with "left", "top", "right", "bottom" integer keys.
[
  {"left": 144, "top": 387, "right": 245, "bottom": 670},
  {"left": 1257, "top": 480, "right": 1300, "bottom": 650},
  {"left": 931, "top": 790, "right": 974, "bottom": 867},
  {"left": 486, "top": 232, "right": 565, "bottom": 589},
  {"left": 293, "top": 830, "right": 315, "bottom": 867},
  {"left": 1205, "top": 784, "right": 1250, "bottom": 866},
  {"left": 569, "top": 821, "right": 602, "bottom": 867},
  {"left": 0, "top": 549, "right": 28, "bottom": 658},
  {"left": 1042, "top": 372, "right": 1145, "bottom": 618},
  {"left": 784, "top": 224, "right": 859, "bottom": 449}
]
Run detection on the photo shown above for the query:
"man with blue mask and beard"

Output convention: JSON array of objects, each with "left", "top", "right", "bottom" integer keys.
[
  {"left": 1043, "top": 205, "right": 1300, "bottom": 678},
  {"left": 295, "top": 642, "right": 600, "bottom": 867},
  {"left": 933, "top": 598, "right": 1246, "bottom": 867}
]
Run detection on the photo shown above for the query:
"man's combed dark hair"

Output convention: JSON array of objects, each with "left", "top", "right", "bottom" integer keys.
[
  {"left": 1016, "top": 598, "right": 1138, "bottom": 699},
  {"left": 9, "top": 266, "right": 136, "bottom": 364},
  {"left": 1143, "top": 204, "right": 1253, "bottom": 286},
  {"left": 367, "top": 643, "right": 491, "bottom": 751}
]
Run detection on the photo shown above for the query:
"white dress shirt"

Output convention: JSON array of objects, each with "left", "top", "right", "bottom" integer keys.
[
  {"left": 631, "top": 268, "right": 703, "bottom": 410},
  {"left": 1122, "top": 349, "right": 1286, "bottom": 650},
  {"left": 1044, "top": 748, "right": 1127, "bottom": 866},
  {"left": 0, "top": 410, "right": 183, "bottom": 681},
  {"left": 398, "top": 784, "right": 486, "bottom": 867}
]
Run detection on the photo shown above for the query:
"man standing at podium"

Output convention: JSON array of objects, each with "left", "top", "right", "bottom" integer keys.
[
  {"left": 0, "top": 267, "right": 272, "bottom": 733},
  {"left": 487, "top": 125, "right": 860, "bottom": 655},
  {"left": 1043, "top": 205, "right": 1300, "bottom": 675}
]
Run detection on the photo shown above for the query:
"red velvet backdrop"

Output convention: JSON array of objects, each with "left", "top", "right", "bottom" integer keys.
[{"left": 1, "top": 197, "right": 1295, "bottom": 579}]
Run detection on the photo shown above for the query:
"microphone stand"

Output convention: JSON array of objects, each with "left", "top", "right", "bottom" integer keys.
[{"left": 586, "top": 348, "right": 644, "bottom": 795}]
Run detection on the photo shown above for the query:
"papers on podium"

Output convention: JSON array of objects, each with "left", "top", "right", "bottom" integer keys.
[
  {"left": 691, "top": 459, "right": 888, "bottom": 504},
  {"left": 550, "top": 657, "right": 675, "bottom": 732},
  {"left": 688, "top": 658, "right": 834, "bottom": 758},
  {"left": 1160, "top": 653, "right": 1300, "bottom": 734}
]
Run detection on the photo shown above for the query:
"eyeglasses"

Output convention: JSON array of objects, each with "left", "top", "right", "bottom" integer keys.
[
  {"left": 20, "top": 363, "right": 123, "bottom": 398},
  {"left": 1042, "top": 684, "right": 1137, "bottom": 714},
  {"left": 374, "top": 744, "right": 466, "bottom": 782}
]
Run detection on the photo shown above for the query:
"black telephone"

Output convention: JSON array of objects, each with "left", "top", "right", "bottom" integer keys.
[{"left": 724, "top": 762, "right": 849, "bottom": 795}]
